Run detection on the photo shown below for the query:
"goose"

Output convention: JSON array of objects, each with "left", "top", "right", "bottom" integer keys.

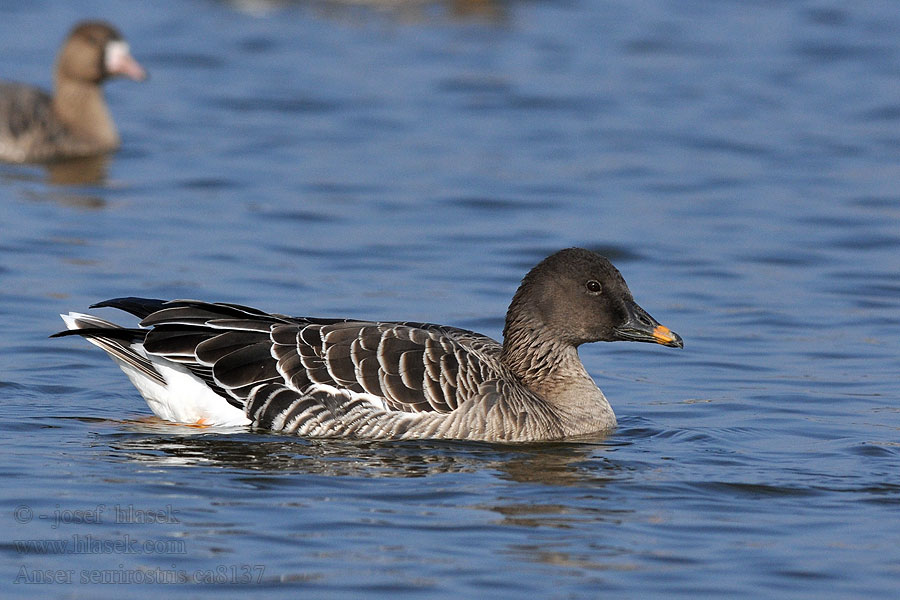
[
  {"left": 0, "top": 21, "right": 146, "bottom": 164},
  {"left": 53, "top": 248, "right": 682, "bottom": 442}
]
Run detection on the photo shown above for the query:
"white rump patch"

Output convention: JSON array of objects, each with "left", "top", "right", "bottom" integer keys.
[{"left": 60, "top": 312, "right": 249, "bottom": 427}]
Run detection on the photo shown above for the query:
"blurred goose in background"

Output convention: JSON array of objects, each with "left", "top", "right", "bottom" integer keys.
[
  {"left": 0, "top": 21, "right": 146, "bottom": 163},
  {"left": 54, "top": 248, "right": 683, "bottom": 442}
]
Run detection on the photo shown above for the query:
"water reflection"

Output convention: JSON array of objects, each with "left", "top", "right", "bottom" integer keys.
[
  {"left": 0, "top": 156, "right": 108, "bottom": 208},
  {"left": 103, "top": 423, "right": 613, "bottom": 487},
  {"left": 45, "top": 155, "right": 109, "bottom": 186},
  {"left": 0, "top": 155, "right": 108, "bottom": 187},
  {"left": 224, "top": 0, "right": 506, "bottom": 23}
]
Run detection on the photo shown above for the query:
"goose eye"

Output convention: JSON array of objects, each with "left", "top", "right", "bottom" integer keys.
[{"left": 586, "top": 280, "right": 602, "bottom": 294}]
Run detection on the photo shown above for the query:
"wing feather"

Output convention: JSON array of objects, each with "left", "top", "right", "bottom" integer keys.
[
  {"left": 355, "top": 355, "right": 382, "bottom": 395},
  {"left": 399, "top": 351, "right": 425, "bottom": 390},
  {"left": 195, "top": 330, "right": 269, "bottom": 364},
  {"left": 270, "top": 320, "right": 501, "bottom": 414},
  {"left": 141, "top": 328, "right": 212, "bottom": 360},
  {"left": 212, "top": 342, "right": 280, "bottom": 389},
  {"left": 89, "top": 299, "right": 503, "bottom": 417}
]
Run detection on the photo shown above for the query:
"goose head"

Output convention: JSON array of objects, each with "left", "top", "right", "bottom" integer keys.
[
  {"left": 503, "top": 248, "right": 683, "bottom": 354},
  {"left": 55, "top": 21, "right": 146, "bottom": 85}
]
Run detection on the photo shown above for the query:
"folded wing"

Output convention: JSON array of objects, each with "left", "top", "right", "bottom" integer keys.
[{"left": 114, "top": 299, "right": 502, "bottom": 415}]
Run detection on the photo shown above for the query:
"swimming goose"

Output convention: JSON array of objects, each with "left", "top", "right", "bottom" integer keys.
[
  {"left": 0, "top": 21, "right": 146, "bottom": 163},
  {"left": 53, "top": 248, "right": 682, "bottom": 442}
]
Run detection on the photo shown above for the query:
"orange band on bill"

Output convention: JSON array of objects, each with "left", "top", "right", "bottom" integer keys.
[{"left": 652, "top": 325, "right": 677, "bottom": 345}]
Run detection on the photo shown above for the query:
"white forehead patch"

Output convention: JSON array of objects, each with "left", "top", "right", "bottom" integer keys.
[{"left": 104, "top": 40, "right": 130, "bottom": 72}]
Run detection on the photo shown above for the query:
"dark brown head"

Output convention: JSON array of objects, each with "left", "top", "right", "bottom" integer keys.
[
  {"left": 503, "top": 248, "right": 683, "bottom": 349},
  {"left": 55, "top": 21, "right": 146, "bottom": 84}
]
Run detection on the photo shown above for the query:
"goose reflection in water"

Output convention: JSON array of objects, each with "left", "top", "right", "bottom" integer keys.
[{"left": 101, "top": 417, "right": 616, "bottom": 489}]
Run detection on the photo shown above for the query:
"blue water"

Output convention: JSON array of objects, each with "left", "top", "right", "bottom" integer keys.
[{"left": 2, "top": 0, "right": 899, "bottom": 597}]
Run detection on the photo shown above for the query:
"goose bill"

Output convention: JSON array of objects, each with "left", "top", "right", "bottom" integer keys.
[
  {"left": 613, "top": 301, "right": 683, "bottom": 348},
  {"left": 104, "top": 41, "right": 147, "bottom": 81}
]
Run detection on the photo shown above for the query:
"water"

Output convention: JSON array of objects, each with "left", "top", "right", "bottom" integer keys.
[{"left": 1, "top": 0, "right": 899, "bottom": 597}]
